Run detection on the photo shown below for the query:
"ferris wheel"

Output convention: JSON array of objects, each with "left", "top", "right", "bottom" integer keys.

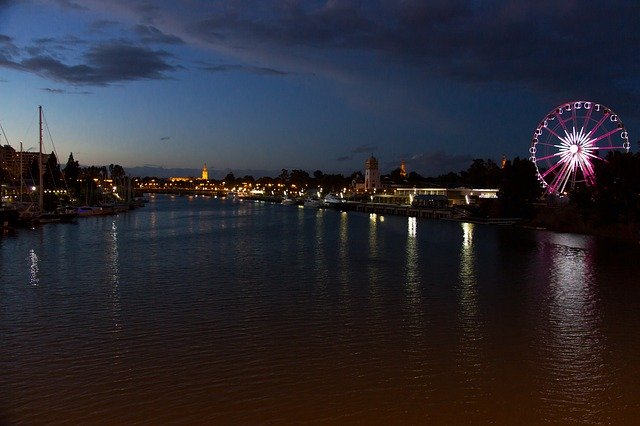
[{"left": 529, "top": 101, "right": 630, "bottom": 195}]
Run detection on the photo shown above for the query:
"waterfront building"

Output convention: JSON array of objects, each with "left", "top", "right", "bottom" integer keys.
[
  {"left": 0, "top": 145, "right": 48, "bottom": 179},
  {"left": 374, "top": 186, "right": 498, "bottom": 207},
  {"left": 364, "top": 155, "right": 381, "bottom": 192}
]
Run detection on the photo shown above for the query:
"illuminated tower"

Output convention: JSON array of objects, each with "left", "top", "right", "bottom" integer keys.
[
  {"left": 364, "top": 155, "right": 381, "bottom": 192},
  {"left": 201, "top": 163, "right": 208, "bottom": 180},
  {"left": 400, "top": 160, "right": 407, "bottom": 178},
  {"left": 501, "top": 155, "right": 507, "bottom": 169}
]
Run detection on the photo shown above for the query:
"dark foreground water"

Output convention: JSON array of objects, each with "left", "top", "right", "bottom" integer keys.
[{"left": 2, "top": 195, "right": 639, "bottom": 424}]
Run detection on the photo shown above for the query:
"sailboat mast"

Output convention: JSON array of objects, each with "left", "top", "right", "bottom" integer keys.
[
  {"left": 38, "top": 105, "right": 43, "bottom": 211},
  {"left": 20, "top": 141, "right": 23, "bottom": 204}
]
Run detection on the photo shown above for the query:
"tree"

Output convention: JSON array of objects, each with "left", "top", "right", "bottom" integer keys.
[
  {"left": 460, "top": 158, "right": 501, "bottom": 187},
  {"left": 109, "top": 164, "right": 126, "bottom": 180},
  {"left": 387, "top": 168, "right": 406, "bottom": 184},
  {"left": 223, "top": 172, "right": 235, "bottom": 185},
  {"left": 498, "top": 157, "right": 543, "bottom": 217},
  {"left": 63, "top": 153, "right": 82, "bottom": 198},
  {"left": 290, "top": 169, "right": 310, "bottom": 186},
  {"left": 43, "top": 151, "right": 62, "bottom": 189},
  {"left": 592, "top": 151, "right": 640, "bottom": 222}
]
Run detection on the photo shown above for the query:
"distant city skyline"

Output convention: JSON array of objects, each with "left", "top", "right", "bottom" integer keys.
[{"left": 1, "top": 1, "right": 638, "bottom": 177}]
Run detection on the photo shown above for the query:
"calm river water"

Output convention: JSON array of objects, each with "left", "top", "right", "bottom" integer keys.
[{"left": 2, "top": 195, "right": 639, "bottom": 424}]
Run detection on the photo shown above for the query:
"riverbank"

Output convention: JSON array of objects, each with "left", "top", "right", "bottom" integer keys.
[{"left": 523, "top": 205, "right": 640, "bottom": 242}]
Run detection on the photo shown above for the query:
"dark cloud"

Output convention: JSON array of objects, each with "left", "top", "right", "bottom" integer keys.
[
  {"left": 12, "top": 43, "right": 175, "bottom": 85},
  {"left": 90, "top": 19, "right": 119, "bottom": 31},
  {"left": 27, "top": 36, "right": 85, "bottom": 58},
  {"left": 41, "top": 87, "right": 92, "bottom": 95},
  {"left": 135, "top": 25, "right": 184, "bottom": 45},
  {"left": 0, "top": 34, "right": 18, "bottom": 57},
  {"left": 0, "top": 0, "right": 14, "bottom": 11},
  {"left": 133, "top": 2, "right": 160, "bottom": 24},
  {"left": 160, "top": 136, "right": 170, "bottom": 141},
  {"left": 351, "top": 144, "right": 377, "bottom": 154},
  {"left": 406, "top": 151, "right": 474, "bottom": 176},
  {"left": 53, "top": 0, "right": 87, "bottom": 11},
  {"left": 201, "top": 64, "right": 288, "bottom": 76},
  {"left": 336, "top": 156, "right": 352, "bottom": 162},
  {"left": 189, "top": 0, "right": 640, "bottom": 111}
]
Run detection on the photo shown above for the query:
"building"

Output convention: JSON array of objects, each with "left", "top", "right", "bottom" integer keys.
[
  {"left": 201, "top": 163, "right": 208, "bottom": 180},
  {"left": 0, "top": 145, "right": 48, "bottom": 179},
  {"left": 364, "top": 155, "right": 381, "bottom": 192},
  {"left": 400, "top": 160, "right": 406, "bottom": 178}
]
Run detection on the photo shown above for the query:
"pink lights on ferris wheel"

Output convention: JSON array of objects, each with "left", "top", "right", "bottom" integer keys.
[{"left": 529, "top": 101, "right": 630, "bottom": 195}]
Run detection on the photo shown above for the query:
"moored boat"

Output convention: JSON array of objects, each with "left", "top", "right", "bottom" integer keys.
[
  {"left": 323, "top": 193, "right": 346, "bottom": 208},
  {"left": 303, "top": 197, "right": 322, "bottom": 208}
]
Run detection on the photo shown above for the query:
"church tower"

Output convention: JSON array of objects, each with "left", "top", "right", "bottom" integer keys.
[
  {"left": 201, "top": 163, "right": 208, "bottom": 180},
  {"left": 400, "top": 160, "right": 407, "bottom": 178},
  {"left": 364, "top": 155, "right": 381, "bottom": 192}
]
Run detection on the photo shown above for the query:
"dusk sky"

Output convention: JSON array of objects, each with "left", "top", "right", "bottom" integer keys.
[{"left": 0, "top": 0, "right": 638, "bottom": 177}]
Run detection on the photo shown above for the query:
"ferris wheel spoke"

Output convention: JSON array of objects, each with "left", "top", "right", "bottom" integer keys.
[
  {"left": 585, "top": 127, "right": 623, "bottom": 145},
  {"left": 582, "top": 104, "right": 594, "bottom": 130},
  {"left": 579, "top": 156, "right": 597, "bottom": 185},
  {"left": 553, "top": 111, "right": 570, "bottom": 133},
  {"left": 586, "top": 111, "right": 611, "bottom": 139},
  {"left": 536, "top": 142, "right": 562, "bottom": 148},
  {"left": 551, "top": 162, "right": 572, "bottom": 194},
  {"left": 540, "top": 159, "right": 565, "bottom": 179},
  {"left": 535, "top": 152, "right": 563, "bottom": 162},
  {"left": 592, "top": 145, "right": 627, "bottom": 150},
  {"left": 559, "top": 157, "right": 579, "bottom": 193},
  {"left": 547, "top": 158, "right": 573, "bottom": 193},
  {"left": 543, "top": 126, "right": 568, "bottom": 143},
  {"left": 584, "top": 151, "right": 605, "bottom": 161}
]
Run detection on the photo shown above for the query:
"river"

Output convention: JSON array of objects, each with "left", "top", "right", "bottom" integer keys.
[{"left": 1, "top": 195, "right": 639, "bottom": 424}]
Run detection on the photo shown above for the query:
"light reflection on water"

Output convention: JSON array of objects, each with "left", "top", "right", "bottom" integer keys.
[
  {"left": 107, "top": 220, "right": 122, "bottom": 334},
  {"left": 403, "top": 217, "right": 422, "bottom": 336},
  {"left": 1, "top": 196, "right": 640, "bottom": 424},
  {"left": 537, "top": 233, "right": 609, "bottom": 423},
  {"left": 456, "top": 222, "right": 483, "bottom": 412},
  {"left": 28, "top": 248, "right": 39, "bottom": 286}
]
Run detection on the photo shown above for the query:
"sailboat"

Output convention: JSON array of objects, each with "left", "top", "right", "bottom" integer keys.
[{"left": 18, "top": 106, "right": 77, "bottom": 225}]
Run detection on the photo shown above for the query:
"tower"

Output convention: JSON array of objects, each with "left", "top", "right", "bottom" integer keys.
[
  {"left": 364, "top": 155, "right": 381, "bottom": 192},
  {"left": 201, "top": 163, "right": 208, "bottom": 180},
  {"left": 400, "top": 160, "right": 407, "bottom": 178}
]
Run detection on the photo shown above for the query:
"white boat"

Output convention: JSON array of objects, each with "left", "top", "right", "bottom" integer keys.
[
  {"left": 303, "top": 197, "right": 322, "bottom": 208},
  {"left": 323, "top": 193, "right": 345, "bottom": 208},
  {"left": 282, "top": 197, "right": 296, "bottom": 205}
]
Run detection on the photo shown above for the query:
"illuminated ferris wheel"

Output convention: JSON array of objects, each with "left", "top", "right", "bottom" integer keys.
[{"left": 529, "top": 101, "right": 630, "bottom": 195}]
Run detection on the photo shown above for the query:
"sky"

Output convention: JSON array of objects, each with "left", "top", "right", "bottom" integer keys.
[{"left": 0, "top": 0, "right": 638, "bottom": 178}]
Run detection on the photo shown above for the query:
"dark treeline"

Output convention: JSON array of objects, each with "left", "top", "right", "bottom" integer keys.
[{"left": 567, "top": 151, "right": 640, "bottom": 226}]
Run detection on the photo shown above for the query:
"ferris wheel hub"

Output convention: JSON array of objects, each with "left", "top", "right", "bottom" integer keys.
[{"left": 569, "top": 144, "right": 579, "bottom": 154}]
